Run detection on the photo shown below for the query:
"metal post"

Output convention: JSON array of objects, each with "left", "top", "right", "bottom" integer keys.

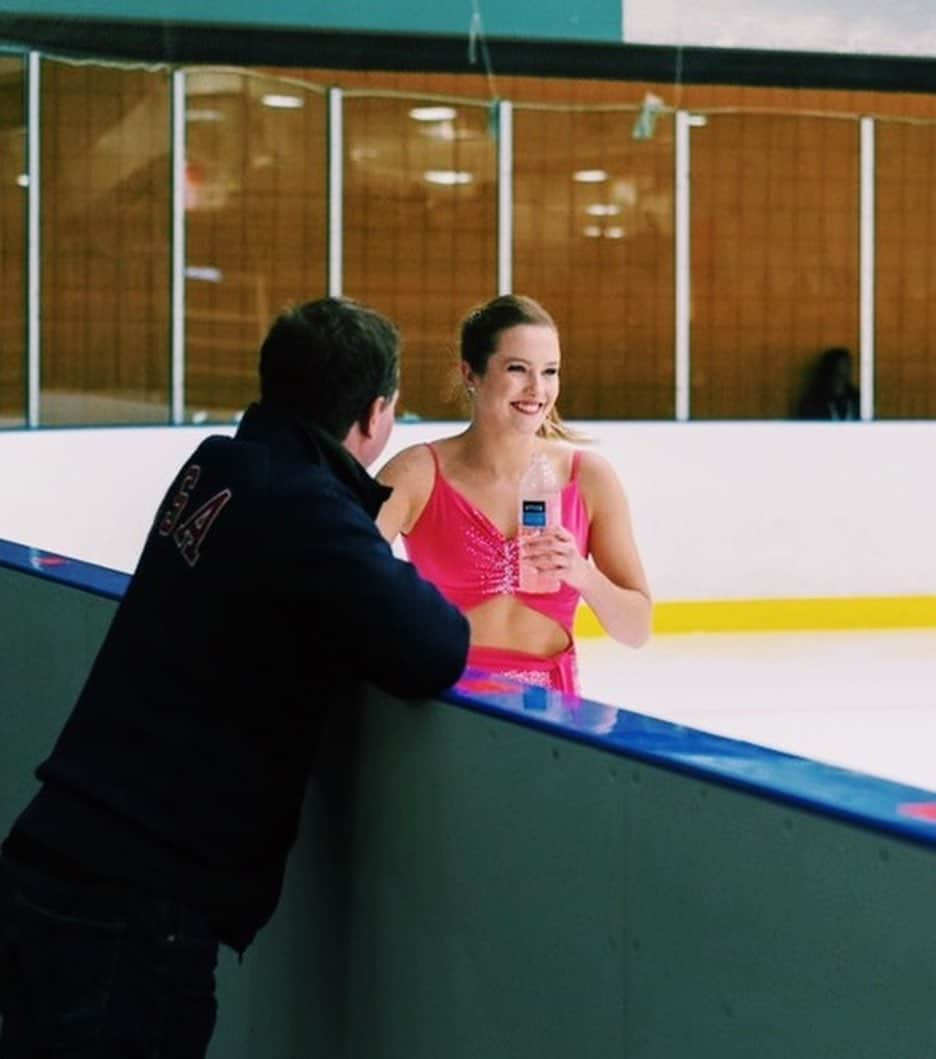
[
  {"left": 674, "top": 110, "right": 691, "bottom": 422},
  {"left": 496, "top": 99, "right": 513, "bottom": 296},
  {"left": 327, "top": 87, "right": 343, "bottom": 298},
  {"left": 26, "top": 52, "right": 40, "bottom": 427},
  {"left": 859, "top": 116, "right": 875, "bottom": 421},
  {"left": 170, "top": 69, "right": 186, "bottom": 424}
]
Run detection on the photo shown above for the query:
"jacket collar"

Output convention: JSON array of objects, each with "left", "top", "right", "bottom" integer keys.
[{"left": 236, "top": 403, "right": 392, "bottom": 518}]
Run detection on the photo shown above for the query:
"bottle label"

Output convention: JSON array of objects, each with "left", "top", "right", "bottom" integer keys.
[{"left": 521, "top": 499, "right": 548, "bottom": 529}]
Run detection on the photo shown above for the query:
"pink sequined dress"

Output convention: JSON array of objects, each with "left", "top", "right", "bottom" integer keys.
[{"left": 404, "top": 445, "right": 590, "bottom": 694}]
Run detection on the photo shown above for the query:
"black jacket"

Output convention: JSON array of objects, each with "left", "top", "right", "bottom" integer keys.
[{"left": 8, "top": 403, "right": 469, "bottom": 950}]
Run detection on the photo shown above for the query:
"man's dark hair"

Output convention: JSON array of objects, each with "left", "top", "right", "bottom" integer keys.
[{"left": 259, "top": 297, "right": 400, "bottom": 439}]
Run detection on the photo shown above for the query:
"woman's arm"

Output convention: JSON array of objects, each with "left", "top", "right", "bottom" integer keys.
[
  {"left": 578, "top": 452, "right": 652, "bottom": 645},
  {"left": 522, "top": 450, "right": 652, "bottom": 646},
  {"left": 374, "top": 444, "right": 435, "bottom": 543}
]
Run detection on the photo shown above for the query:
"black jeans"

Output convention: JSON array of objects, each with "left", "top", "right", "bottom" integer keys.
[{"left": 0, "top": 855, "right": 218, "bottom": 1058}]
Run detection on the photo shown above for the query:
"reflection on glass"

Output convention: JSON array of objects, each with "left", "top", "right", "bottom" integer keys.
[
  {"left": 184, "top": 70, "right": 327, "bottom": 423},
  {"left": 513, "top": 106, "right": 675, "bottom": 420},
  {"left": 343, "top": 95, "right": 497, "bottom": 420},
  {"left": 690, "top": 114, "right": 860, "bottom": 420},
  {"left": 0, "top": 56, "right": 25, "bottom": 427},
  {"left": 457, "top": 668, "right": 621, "bottom": 734},
  {"left": 40, "top": 59, "right": 171, "bottom": 425},
  {"left": 874, "top": 120, "right": 936, "bottom": 419}
]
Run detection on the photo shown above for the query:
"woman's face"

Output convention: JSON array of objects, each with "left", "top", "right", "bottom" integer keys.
[{"left": 466, "top": 324, "right": 561, "bottom": 434}]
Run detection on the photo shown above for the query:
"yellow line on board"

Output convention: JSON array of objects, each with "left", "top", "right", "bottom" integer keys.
[{"left": 573, "top": 596, "right": 936, "bottom": 637}]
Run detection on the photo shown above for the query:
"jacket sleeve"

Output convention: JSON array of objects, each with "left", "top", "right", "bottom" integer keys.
[{"left": 273, "top": 483, "right": 470, "bottom": 699}]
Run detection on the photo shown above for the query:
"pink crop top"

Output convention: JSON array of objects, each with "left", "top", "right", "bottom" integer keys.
[{"left": 403, "top": 445, "right": 590, "bottom": 633}]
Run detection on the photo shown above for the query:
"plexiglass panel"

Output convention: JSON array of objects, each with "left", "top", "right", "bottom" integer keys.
[
  {"left": 40, "top": 59, "right": 171, "bottom": 425},
  {"left": 184, "top": 70, "right": 327, "bottom": 422},
  {"left": 513, "top": 106, "right": 675, "bottom": 420},
  {"left": 874, "top": 119, "right": 936, "bottom": 419},
  {"left": 690, "top": 113, "right": 860, "bottom": 419},
  {"left": 343, "top": 94, "right": 497, "bottom": 420},
  {"left": 0, "top": 56, "right": 25, "bottom": 427}
]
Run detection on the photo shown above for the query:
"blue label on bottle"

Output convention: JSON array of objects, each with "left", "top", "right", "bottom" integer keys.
[{"left": 522, "top": 500, "right": 547, "bottom": 528}]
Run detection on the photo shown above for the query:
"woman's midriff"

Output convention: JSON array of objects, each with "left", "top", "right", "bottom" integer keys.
[{"left": 465, "top": 595, "right": 572, "bottom": 657}]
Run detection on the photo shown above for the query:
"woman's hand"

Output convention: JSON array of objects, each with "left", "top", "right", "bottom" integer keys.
[{"left": 520, "top": 527, "right": 589, "bottom": 589}]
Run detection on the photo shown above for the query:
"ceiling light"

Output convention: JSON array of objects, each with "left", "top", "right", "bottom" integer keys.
[
  {"left": 410, "top": 106, "right": 458, "bottom": 122},
  {"left": 583, "top": 225, "right": 602, "bottom": 238},
  {"left": 261, "top": 93, "right": 304, "bottom": 109},
  {"left": 185, "top": 265, "right": 223, "bottom": 283},
  {"left": 604, "top": 226, "right": 625, "bottom": 239},
  {"left": 186, "top": 108, "right": 224, "bottom": 123},
  {"left": 574, "top": 169, "right": 608, "bottom": 183},
  {"left": 424, "top": 170, "right": 473, "bottom": 186},
  {"left": 586, "top": 203, "right": 621, "bottom": 217},
  {"left": 16, "top": 174, "right": 28, "bottom": 188}
]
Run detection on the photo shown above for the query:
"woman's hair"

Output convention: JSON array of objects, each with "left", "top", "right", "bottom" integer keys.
[{"left": 458, "top": 294, "right": 582, "bottom": 441}]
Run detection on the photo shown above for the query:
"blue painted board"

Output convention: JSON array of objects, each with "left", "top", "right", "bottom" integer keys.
[{"left": 5, "top": 534, "right": 936, "bottom": 850}]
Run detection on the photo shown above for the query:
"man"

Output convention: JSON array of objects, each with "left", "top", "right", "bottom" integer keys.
[{"left": 0, "top": 297, "right": 470, "bottom": 1056}]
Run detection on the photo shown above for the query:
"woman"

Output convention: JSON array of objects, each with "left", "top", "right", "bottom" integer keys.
[{"left": 377, "top": 294, "right": 651, "bottom": 694}]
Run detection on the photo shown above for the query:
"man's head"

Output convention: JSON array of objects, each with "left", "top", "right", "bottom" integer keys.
[{"left": 259, "top": 298, "right": 400, "bottom": 466}]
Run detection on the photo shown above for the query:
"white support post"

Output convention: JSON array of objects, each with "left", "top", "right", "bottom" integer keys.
[
  {"left": 26, "top": 52, "right": 40, "bottom": 427},
  {"left": 674, "top": 110, "right": 691, "bottom": 422},
  {"left": 170, "top": 69, "right": 187, "bottom": 424},
  {"left": 859, "top": 116, "right": 875, "bottom": 422},
  {"left": 497, "top": 100, "right": 513, "bottom": 296},
  {"left": 328, "top": 87, "right": 344, "bottom": 298}
]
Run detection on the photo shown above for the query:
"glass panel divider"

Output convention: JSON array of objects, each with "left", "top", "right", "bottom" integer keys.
[
  {"left": 859, "top": 115, "right": 876, "bottom": 422},
  {"left": 171, "top": 69, "right": 187, "bottom": 424},
  {"left": 26, "top": 51, "right": 40, "bottom": 427},
  {"left": 674, "top": 109, "right": 691, "bottom": 422}
]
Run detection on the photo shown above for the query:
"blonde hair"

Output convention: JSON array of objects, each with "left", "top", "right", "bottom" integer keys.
[{"left": 458, "top": 293, "right": 588, "bottom": 443}]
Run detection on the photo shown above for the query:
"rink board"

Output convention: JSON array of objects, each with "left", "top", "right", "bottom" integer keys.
[{"left": 3, "top": 538, "right": 936, "bottom": 1059}]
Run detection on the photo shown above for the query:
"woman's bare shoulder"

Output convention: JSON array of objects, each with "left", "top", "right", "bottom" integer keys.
[
  {"left": 377, "top": 441, "right": 436, "bottom": 486},
  {"left": 574, "top": 447, "right": 628, "bottom": 509}
]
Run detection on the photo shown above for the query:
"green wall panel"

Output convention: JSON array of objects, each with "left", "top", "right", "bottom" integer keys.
[{"left": 0, "top": 0, "right": 623, "bottom": 42}]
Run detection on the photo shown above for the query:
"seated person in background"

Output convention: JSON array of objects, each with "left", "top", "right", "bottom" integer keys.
[
  {"left": 377, "top": 293, "right": 652, "bottom": 696},
  {"left": 796, "top": 346, "right": 860, "bottom": 420}
]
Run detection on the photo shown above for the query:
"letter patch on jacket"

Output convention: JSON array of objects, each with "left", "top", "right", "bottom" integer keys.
[{"left": 158, "top": 464, "right": 232, "bottom": 567}]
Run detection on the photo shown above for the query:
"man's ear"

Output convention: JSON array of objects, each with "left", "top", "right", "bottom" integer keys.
[{"left": 361, "top": 394, "right": 386, "bottom": 439}]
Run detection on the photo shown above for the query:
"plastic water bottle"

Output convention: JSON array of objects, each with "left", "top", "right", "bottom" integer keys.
[{"left": 517, "top": 453, "right": 561, "bottom": 594}]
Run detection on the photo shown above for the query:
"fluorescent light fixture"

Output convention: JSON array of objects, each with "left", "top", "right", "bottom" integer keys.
[
  {"left": 261, "top": 93, "right": 304, "bottom": 110},
  {"left": 16, "top": 174, "right": 28, "bottom": 188},
  {"left": 688, "top": 114, "right": 708, "bottom": 127},
  {"left": 574, "top": 169, "right": 608, "bottom": 183},
  {"left": 424, "top": 170, "right": 473, "bottom": 186},
  {"left": 423, "top": 121, "right": 457, "bottom": 142},
  {"left": 586, "top": 203, "right": 621, "bottom": 217},
  {"left": 583, "top": 225, "right": 603, "bottom": 238},
  {"left": 185, "top": 265, "right": 223, "bottom": 283},
  {"left": 186, "top": 108, "right": 224, "bottom": 123},
  {"left": 604, "top": 226, "right": 625, "bottom": 239},
  {"left": 410, "top": 106, "right": 457, "bottom": 122}
]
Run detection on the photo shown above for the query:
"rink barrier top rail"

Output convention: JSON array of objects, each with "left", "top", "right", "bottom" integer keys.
[{"left": 4, "top": 535, "right": 936, "bottom": 851}]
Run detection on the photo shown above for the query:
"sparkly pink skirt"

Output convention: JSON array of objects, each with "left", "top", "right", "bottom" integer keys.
[{"left": 466, "top": 643, "right": 580, "bottom": 696}]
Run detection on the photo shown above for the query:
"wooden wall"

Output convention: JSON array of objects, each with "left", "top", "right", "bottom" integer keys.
[
  {"left": 0, "top": 58, "right": 25, "bottom": 422},
  {"left": 3, "top": 59, "right": 936, "bottom": 422}
]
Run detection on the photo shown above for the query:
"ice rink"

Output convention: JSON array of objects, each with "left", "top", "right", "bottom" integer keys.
[{"left": 578, "top": 629, "right": 936, "bottom": 793}]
